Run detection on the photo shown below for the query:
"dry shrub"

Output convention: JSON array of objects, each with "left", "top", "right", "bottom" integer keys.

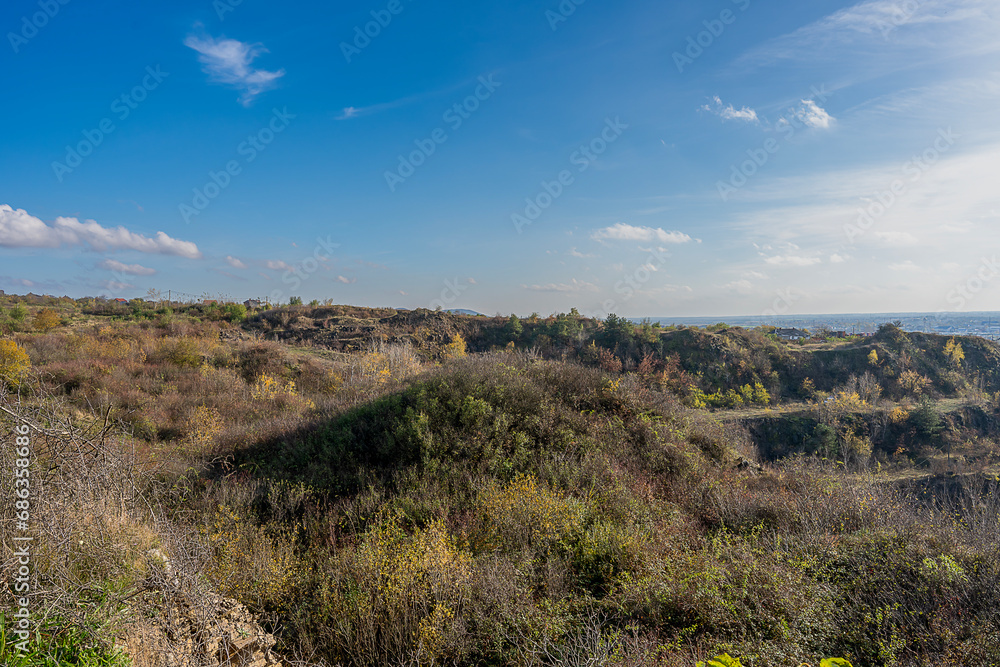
[
  {"left": 349, "top": 342, "right": 422, "bottom": 388},
  {"left": 183, "top": 405, "right": 224, "bottom": 451},
  {"left": 201, "top": 504, "right": 300, "bottom": 612},
  {"left": 328, "top": 512, "right": 473, "bottom": 666},
  {"left": 236, "top": 342, "right": 287, "bottom": 383},
  {"left": 295, "top": 356, "right": 343, "bottom": 395},
  {"left": 476, "top": 474, "right": 586, "bottom": 553}
]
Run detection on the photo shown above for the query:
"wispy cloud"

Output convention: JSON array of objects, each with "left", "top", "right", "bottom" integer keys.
[
  {"left": 265, "top": 259, "right": 292, "bottom": 271},
  {"left": 184, "top": 32, "right": 285, "bottom": 106},
  {"left": 778, "top": 100, "right": 835, "bottom": 130},
  {"left": 889, "top": 260, "right": 919, "bottom": 271},
  {"left": 98, "top": 259, "right": 157, "bottom": 276},
  {"left": 225, "top": 256, "right": 247, "bottom": 269},
  {"left": 593, "top": 223, "right": 692, "bottom": 244},
  {"left": 0, "top": 205, "right": 201, "bottom": 258},
  {"left": 874, "top": 231, "right": 917, "bottom": 245},
  {"left": 764, "top": 255, "right": 822, "bottom": 267},
  {"left": 702, "top": 96, "right": 759, "bottom": 123},
  {"left": 736, "top": 0, "right": 998, "bottom": 74},
  {"left": 522, "top": 279, "right": 598, "bottom": 293}
]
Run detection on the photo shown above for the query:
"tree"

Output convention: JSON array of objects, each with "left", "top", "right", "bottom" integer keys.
[
  {"left": 443, "top": 334, "right": 467, "bottom": 359},
  {"left": 0, "top": 340, "right": 31, "bottom": 388},
  {"left": 504, "top": 314, "right": 523, "bottom": 340},
  {"left": 289, "top": 296, "right": 303, "bottom": 306},
  {"left": 944, "top": 338, "right": 965, "bottom": 366},
  {"left": 867, "top": 349, "right": 879, "bottom": 366},
  {"left": 32, "top": 308, "right": 61, "bottom": 331},
  {"left": 9, "top": 303, "right": 27, "bottom": 323}
]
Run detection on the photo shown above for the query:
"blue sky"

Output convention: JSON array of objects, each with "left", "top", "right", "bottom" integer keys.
[{"left": 2, "top": 0, "right": 999, "bottom": 317}]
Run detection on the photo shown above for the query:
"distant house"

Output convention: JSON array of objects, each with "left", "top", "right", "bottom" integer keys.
[
  {"left": 244, "top": 299, "right": 262, "bottom": 308},
  {"left": 775, "top": 327, "right": 810, "bottom": 341},
  {"left": 203, "top": 299, "right": 218, "bottom": 305},
  {"left": 831, "top": 330, "right": 848, "bottom": 338},
  {"left": 113, "top": 298, "right": 128, "bottom": 304}
]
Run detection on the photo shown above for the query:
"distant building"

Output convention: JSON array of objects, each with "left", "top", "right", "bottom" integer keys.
[
  {"left": 113, "top": 298, "right": 128, "bottom": 303},
  {"left": 775, "top": 327, "right": 810, "bottom": 341},
  {"left": 831, "top": 330, "right": 848, "bottom": 338},
  {"left": 244, "top": 299, "right": 262, "bottom": 308}
]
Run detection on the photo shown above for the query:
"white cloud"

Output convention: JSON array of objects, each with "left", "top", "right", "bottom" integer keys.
[
  {"left": 0, "top": 205, "right": 201, "bottom": 258},
  {"left": 781, "top": 100, "right": 835, "bottom": 129},
  {"left": 593, "top": 223, "right": 692, "bottom": 244},
  {"left": 184, "top": 33, "right": 285, "bottom": 106},
  {"left": 101, "top": 279, "right": 134, "bottom": 291},
  {"left": 568, "top": 247, "right": 596, "bottom": 258},
  {"left": 764, "top": 255, "right": 822, "bottom": 267},
  {"left": 98, "top": 259, "right": 157, "bottom": 276},
  {"left": 702, "top": 96, "right": 759, "bottom": 123},
  {"left": 265, "top": 260, "right": 292, "bottom": 271},
  {"left": 830, "top": 253, "right": 849, "bottom": 263},
  {"left": 336, "top": 275, "right": 356, "bottom": 284},
  {"left": 225, "top": 256, "right": 247, "bottom": 269}
]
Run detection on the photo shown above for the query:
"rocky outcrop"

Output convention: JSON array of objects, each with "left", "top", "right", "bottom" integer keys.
[{"left": 124, "top": 590, "right": 286, "bottom": 667}]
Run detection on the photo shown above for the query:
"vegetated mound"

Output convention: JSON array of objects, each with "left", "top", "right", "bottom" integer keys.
[{"left": 231, "top": 353, "right": 749, "bottom": 496}]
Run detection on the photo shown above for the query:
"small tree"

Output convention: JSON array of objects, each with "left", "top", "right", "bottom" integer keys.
[
  {"left": 944, "top": 338, "right": 965, "bottom": 366},
  {"left": 0, "top": 340, "right": 31, "bottom": 389},
  {"left": 289, "top": 296, "right": 303, "bottom": 306},
  {"left": 33, "top": 308, "right": 61, "bottom": 331},
  {"left": 443, "top": 334, "right": 467, "bottom": 359},
  {"left": 9, "top": 303, "right": 28, "bottom": 324}
]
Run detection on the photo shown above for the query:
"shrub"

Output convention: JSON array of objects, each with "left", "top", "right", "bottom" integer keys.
[
  {"left": 443, "top": 333, "right": 467, "bottom": 360},
  {"left": 32, "top": 308, "right": 61, "bottom": 331},
  {"left": 223, "top": 303, "right": 248, "bottom": 323},
  {"left": 0, "top": 339, "right": 31, "bottom": 388}
]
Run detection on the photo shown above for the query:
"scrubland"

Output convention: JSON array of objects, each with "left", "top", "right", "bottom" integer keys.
[{"left": 3, "top": 297, "right": 1000, "bottom": 666}]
